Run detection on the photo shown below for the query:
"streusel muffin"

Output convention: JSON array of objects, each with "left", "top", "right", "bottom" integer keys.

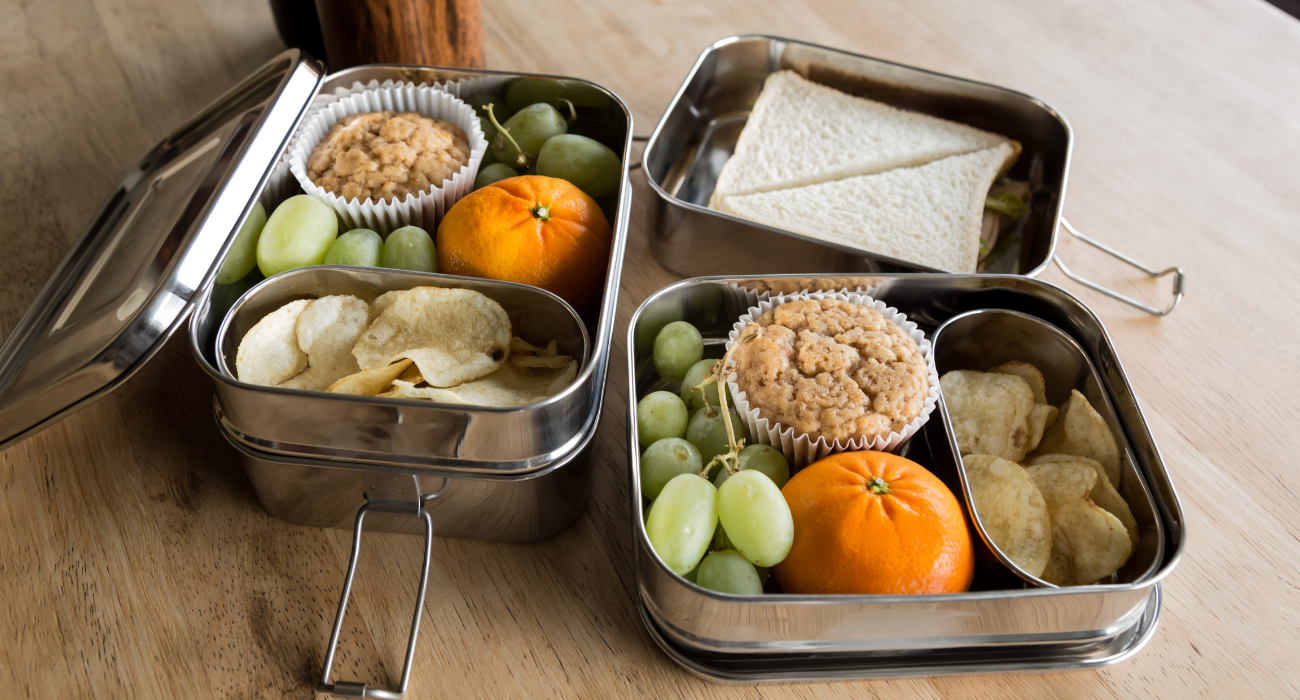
[
  {"left": 307, "top": 111, "right": 470, "bottom": 203},
  {"left": 731, "top": 298, "right": 929, "bottom": 444}
]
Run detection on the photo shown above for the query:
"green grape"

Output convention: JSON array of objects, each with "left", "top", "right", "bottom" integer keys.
[
  {"left": 717, "top": 470, "right": 794, "bottom": 567},
  {"left": 640, "top": 438, "right": 702, "bottom": 500},
  {"left": 695, "top": 550, "right": 763, "bottom": 595},
  {"left": 711, "top": 522, "right": 732, "bottom": 551},
  {"left": 715, "top": 445, "right": 788, "bottom": 488},
  {"left": 646, "top": 474, "right": 718, "bottom": 575},
  {"left": 680, "top": 359, "right": 732, "bottom": 410},
  {"left": 715, "top": 444, "right": 789, "bottom": 489},
  {"left": 686, "top": 407, "right": 747, "bottom": 465},
  {"left": 464, "top": 93, "right": 511, "bottom": 121},
  {"left": 505, "top": 78, "right": 610, "bottom": 113},
  {"left": 737, "top": 444, "right": 790, "bottom": 489},
  {"left": 636, "top": 391, "right": 688, "bottom": 448},
  {"left": 653, "top": 321, "right": 703, "bottom": 383},
  {"left": 535, "top": 134, "right": 622, "bottom": 198},
  {"left": 754, "top": 565, "right": 770, "bottom": 583},
  {"left": 323, "top": 228, "right": 382, "bottom": 267},
  {"left": 634, "top": 301, "right": 684, "bottom": 356},
  {"left": 216, "top": 201, "right": 267, "bottom": 284},
  {"left": 479, "top": 116, "right": 498, "bottom": 155},
  {"left": 495, "top": 103, "right": 566, "bottom": 168},
  {"left": 381, "top": 226, "right": 436, "bottom": 273},
  {"left": 257, "top": 195, "right": 338, "bottom": 277},
  {"left": 683, "top": 562, "right": 700, "bottom": 583},
  {"left": 474, "top": 163, "right": 519, "bottom": 190}
]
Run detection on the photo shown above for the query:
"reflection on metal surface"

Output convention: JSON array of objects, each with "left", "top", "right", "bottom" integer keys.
[
  {"left": 223, "top": 407, "right": 596, "bottom": 541},
  {"left": 626, "top": 275, "right": 1184, "bottom": 661},
  {"left": 0, "top": 50, "right": 325, "bottom": 449},
  {"left": 642, "top": 35, "right": 1071, "bottom": 279},
  {"left": 638, "top": 586, "right": 1161, "bottom": 683},
  {"left": 932, "top": 309, "right": 1165, "bottom": 588}
]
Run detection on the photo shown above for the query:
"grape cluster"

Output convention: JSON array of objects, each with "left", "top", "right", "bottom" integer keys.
[
  {"left": 637, "top": 321, "right": 795, "bottom": 595},
  {"left": 215, "top": 196, "right": 440, "bottom": 286},
  {"left": 468, "top": 79, "right": 622, "bottom": 199}
]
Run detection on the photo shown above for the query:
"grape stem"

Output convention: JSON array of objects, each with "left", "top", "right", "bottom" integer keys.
[
  {"left": 557, "top": 98, "right": 577, "bottom": 123},
  {"left": 697, "top": 333, "right": 755, "bottom": 478},
  {"left": 485, "top": 104, "right": 530, "bottom": 168}
]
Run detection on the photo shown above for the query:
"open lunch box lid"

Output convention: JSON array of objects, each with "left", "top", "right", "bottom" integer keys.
[{"left": 0, "top": 50, "right": 326, "bottom": 449}]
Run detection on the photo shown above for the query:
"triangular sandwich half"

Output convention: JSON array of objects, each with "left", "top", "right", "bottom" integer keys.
[
  {"left": 715, "top": 143, "right": 1018, "bottom": 273},
  {"left": 709, "top": 71, "right": 1018, "bottom": 208}
]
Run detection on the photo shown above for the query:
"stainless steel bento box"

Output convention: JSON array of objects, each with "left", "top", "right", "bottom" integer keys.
[
  {"left": 186, "top": 62, "right": 633, "bottom": 539},
  {"left": 642, "top": 35, "right": 1183, "bottom": 317},
  {"left": 0, "top": 49, "right": 634, "bottom": 696},
  {"left": 626, "top": 274, "right": 1185, "bottom": 681}
]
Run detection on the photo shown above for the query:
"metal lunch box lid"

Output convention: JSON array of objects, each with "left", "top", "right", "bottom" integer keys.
[{"left": 0, "top": 49, "right": 325, "bottom": 449}]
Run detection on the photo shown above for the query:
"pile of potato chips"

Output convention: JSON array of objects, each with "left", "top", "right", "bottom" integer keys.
[
  {"left": 234, "top": 287, "right": 577, "bottom": 407},
  {"left": 940, "top": 362, "right": 1136, "bottom": 586}
]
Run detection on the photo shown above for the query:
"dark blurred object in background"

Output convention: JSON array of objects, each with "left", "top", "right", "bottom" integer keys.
[
  {"left": 314, "top": 0, "right": 484, "bottom": 70},
  {"left": 270, "top": 0, "right": 328, "bottom": 61},
  {"left": 1266, "top": 0, "right": 1300, "bottom": 19}
]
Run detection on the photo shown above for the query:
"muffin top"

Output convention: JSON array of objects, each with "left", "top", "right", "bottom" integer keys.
[
  {"left": 307, "top": 111, "right": 470, "bottom": 203},
  {"left": 731, "top": 299, "right": 929, "bottom": 443}
]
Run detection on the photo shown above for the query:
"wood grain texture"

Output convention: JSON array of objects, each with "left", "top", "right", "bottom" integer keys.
[
  {"left": 315, "top": 0, "right": 484, "bottom": 69},
  {"left": 2, "top": 0, "right": 1299, "bottom": 697}
]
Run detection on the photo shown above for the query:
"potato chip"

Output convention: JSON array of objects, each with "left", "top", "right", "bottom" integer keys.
[
  {"left": 236, "top": 299, "right": 311, "bottom": 386},
  {"left": 369, "top": 290, "right": 405, "bottom": 323},
  {"left": 328, "top": 359, "right": 414, "bottom": 396},
  {"left": 1026, "top": 403, "right": 1058, "bottom": 454},
  {"left": 940, "top": 370, "right": 1036, "bottom": 461},
  {"left": 963, "top": 454, "right": 1052, "bottom": 577},
  {"left": 280, "top": 295, "right": 370, "bottom": 391},
  {"left": 352, "top": 287, "right": 511, "bottom": 387},
  {"left": 1027, "top": 454, "right": 1137, "bottom": 544},
  {"left": 990, "top": 361, "right": 1048, "bottom": 404},
  {"left": 1030, "top": 390, "right": 1121, "bottom": 486},
  {"left": 1026, "top": 461, "right": 1132, "bottom": 585},
  {"left": 387, "top": 360, "right": 578, "bottom": 407},
  {"left": 510, "top": 336, "right": 545, "bottom": 354},
  {"left": 396, "top": 363, "right": 423, "bottom": 384}
]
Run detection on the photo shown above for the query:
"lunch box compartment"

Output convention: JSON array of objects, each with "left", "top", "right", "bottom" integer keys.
[
  {"left": 200, "top": 266, "right": 593, "bottom": 471},
  {"left": 626, "top": 274, "right": 1184, "bottom": 678},
  {"left": 642, "top": 35, "right": 1183, "bottom": 317},
  {"left": 932, "top": 309, "right": 1164, "bottom": 588}
]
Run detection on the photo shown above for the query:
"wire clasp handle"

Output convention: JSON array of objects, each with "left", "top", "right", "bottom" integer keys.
[
  {"left": 318, "top": 500, "right": 434, "bottom": 699},
  {"left": 1053, "top": 219, "right": 1185, "bottom": 317}
]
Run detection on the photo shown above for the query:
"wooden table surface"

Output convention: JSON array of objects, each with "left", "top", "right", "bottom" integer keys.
[{"left": 3, "top": 0, "right": 1299, "bottom": 697}]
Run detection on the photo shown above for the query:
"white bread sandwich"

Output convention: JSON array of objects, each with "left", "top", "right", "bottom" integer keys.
[
  {"left": 716, "top": 143, "right": 1019, "bottom": 273},
  {"left": 709, "top": 71, "right": 1019, "bottom": 207}
]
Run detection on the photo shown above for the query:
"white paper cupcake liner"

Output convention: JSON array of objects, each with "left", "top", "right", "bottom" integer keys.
[
  {"left": 286, "top": 79, "right": 488, "bottom": 234},
  {"left": 724, "top": 290, "right": 941, "bottom": 469},
  {"left": 261, "top": 77, "right": 511, "bottom": 215}
]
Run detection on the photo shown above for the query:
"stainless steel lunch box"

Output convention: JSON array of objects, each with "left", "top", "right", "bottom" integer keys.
[
  {"left": 0, "top": 49, "right": 634, "bottom": 697},
  {"left": 626, "top": 274, "right": 1185, "bottom": 682},
  {"left": 643, "top": 35, "right": 1183, "bottom": 316}
]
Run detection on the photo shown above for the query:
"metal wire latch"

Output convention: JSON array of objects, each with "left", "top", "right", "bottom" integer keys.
[
  {"left": 318, "top": 487, "right": 436, "bottom": 699},
  {"left": 1054, "top": 219, "right": 1185, "bottom": 317}
]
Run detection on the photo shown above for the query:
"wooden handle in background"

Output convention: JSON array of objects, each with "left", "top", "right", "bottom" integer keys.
[{"left": 314, "top": 0, "right": 485, "bottom": 70}]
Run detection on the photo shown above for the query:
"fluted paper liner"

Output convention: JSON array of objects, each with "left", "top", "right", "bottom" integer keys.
[
  {"left": 724, "top": 290, "right": 941, "bottom": 469},
  {"left": 286, "top": 80, "right": 488, "bottom": 234}
]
